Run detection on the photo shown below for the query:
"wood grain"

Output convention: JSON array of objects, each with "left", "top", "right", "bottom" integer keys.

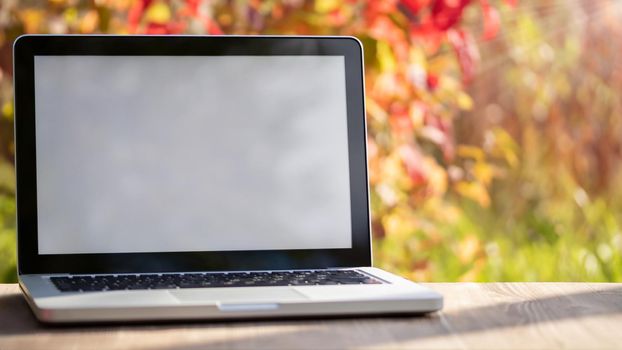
[{"left": 0, "top": 283, "right": 620, "bottom": 349}]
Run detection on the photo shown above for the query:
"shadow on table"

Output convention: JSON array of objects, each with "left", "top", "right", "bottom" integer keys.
[{"left": 1, "top": 285, "right": 621, "bottom": 348}]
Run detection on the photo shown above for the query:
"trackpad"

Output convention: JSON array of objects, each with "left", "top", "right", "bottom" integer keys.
[{"left": 170, "top": 287, "right": 309, "bottom": 304}]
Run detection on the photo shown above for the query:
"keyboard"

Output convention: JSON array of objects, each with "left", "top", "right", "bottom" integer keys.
[{"left": 50, "top": 270, "right": 384, "bottom": 292}]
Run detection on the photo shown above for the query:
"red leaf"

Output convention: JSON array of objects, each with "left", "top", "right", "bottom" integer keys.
[
  {"left": 400, "top": 0, "right": 432, "bottom": 15},
  {"left": 410, "top": 17, "right": 445, "bottom": 54},
  {"left": 389, "top": 103, "right": 414, "bottom": 139},
  {"left": 369, "top": 17, "right": 409, "bottom": 61},
  {"left": 144, "top": 21, "right": 185, "bottom": 35},
  {"left": 365, "top": 0, "right": 399, "bottom": 22},
  {"left": 329, "top": 8, "right": 347, "bottom": 27},
  {"left": 504, "top": 0, "right": 518, "bottom": 8},
  {"left": 426, "top": 73, "right": 439, "bottom": 90},
  {"left": 447, "top": 28, "right": 479, "bottom": 83},
  {"left": 166, "top": 21, "right": 186, "bottom": 34},
  {"left": 186, "top": 0, "right": 201, "bottom": 16},
  {"left": 399, "top": 144, "right": 427, "bottom": 186},
  {"left": 481, "top": 0, "right": 500, "bottom": 40},
  {"left": 145, "top": 23, "right": 167, "bottom": 35},
  {"left": 438, "top": 117, "right": 455, "bottom": 161},
  {"left": 369, "top": 16, "right": 402, "bottom": 43},
  {"left": 423, "top": 113, "right": 456, "bottom": 161},
  {"left": 128, "top": 0, "right": 152, "bottom": 33},
  {"left": 431, "top": 0, "right": 471, "bottom": 31},
  {"left": 205, "top": 19, "right": 223, "bottom": 35}
]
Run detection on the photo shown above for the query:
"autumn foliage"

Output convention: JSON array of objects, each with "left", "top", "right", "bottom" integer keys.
[{"left": 0, "top": 0, "right": 621, "bottom": 282}]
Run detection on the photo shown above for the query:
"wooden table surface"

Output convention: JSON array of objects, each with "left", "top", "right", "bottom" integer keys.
[{"left": 0, "top": 283, "right": 621, "bottom": 349}]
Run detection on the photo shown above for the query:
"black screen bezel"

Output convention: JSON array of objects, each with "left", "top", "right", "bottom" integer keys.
[{"left": 13, "top": 35, "right": 371, "bottom": 275}]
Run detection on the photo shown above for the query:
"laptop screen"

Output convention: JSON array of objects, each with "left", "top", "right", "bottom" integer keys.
[{"left": 33, "top": 55, "right": 353, "bottom": 255}]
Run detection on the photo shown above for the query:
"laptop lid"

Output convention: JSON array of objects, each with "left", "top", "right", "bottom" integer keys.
[{"left": 13, "top": 35, "right": 371, "bottom": 275}]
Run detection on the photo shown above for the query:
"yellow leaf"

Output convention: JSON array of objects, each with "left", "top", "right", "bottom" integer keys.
[
  {"left": 427, "top": 55, "right": 453, "bottom": 73},
  {"left": 409, "top": 46, "right": 427, "bottom": 68},
  {"left": 315, "top": 0, "right": 340, "bottom": 13},
  {"left": 377, "top": 41, "right": 396, "bottom": 73},
  {"left": 425, "top": 157, "right": 448, "bottom": 195},
  {"left": 382, "top": 207, "right": 417, "bottom": 239},
  {"left": 473, "top": 162, "right": 494, "bottom": 186},
  {"left": 439, "top": 74, "right": 459, "bottom": 91},
  {"left": 80, "top": 10, "right": 99, "bottom": 33},
  {"left": 456, "top": 91, "right": 474, "bottom": 110},
  {"left": 454, "top": 181, "right": 490, "bottom": 207},
  {"left": 19, "top": 9, "right": 45, "bottom": 33},
  {"left": 457, "top": 145, "right": 485, "bottom": 161},
  {"left": 366, "top": 98, "right": 388, "bottom": 123},
  {"left": 490, "top": 127, "right": 519, "bottom": 168},
  {"left": 381, "top": 152, "right": 411, "bottom": 190},
  {"left": 457, "top": 235, "right": 481, "bottom": 264},
  {"left": 63, "top": 7, "right": 78, "bottom": 25},
  {"left": 145, "top": 0, "right": 171, "bottom": 24},
  {"left": 2, "top": 102, "right": 13, "bottom": 121},
  {"left": 0, "top": 160, "right": 15, "bottom": 192},
  {"left": 409, "top": 102, "right": 425, "bottom": 129}
]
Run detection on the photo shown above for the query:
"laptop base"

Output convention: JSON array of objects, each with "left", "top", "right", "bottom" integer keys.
[{"left": 20, "top": 267, "right": 443, "bottom": 323}]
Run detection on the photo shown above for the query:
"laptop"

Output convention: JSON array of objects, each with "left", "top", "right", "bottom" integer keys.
[{"left": 13, "top": 35, "right": 443, "bottom": 323}]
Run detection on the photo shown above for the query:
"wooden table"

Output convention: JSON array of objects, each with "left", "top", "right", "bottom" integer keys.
[{"left": 1, "top": 283, "right": 621, "bottom": 349}]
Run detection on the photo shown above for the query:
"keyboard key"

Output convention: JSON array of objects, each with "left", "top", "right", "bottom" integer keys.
[{"left": 50, "top": 270, "right": 384, "bottom": 292}]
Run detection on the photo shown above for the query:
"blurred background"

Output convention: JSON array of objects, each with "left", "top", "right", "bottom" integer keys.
[{"left": 0, "top": 0, "right": 621, "bottom": 283}]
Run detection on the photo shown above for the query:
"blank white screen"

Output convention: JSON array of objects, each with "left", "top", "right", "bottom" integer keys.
[{"left": 34, "top": 55, "right": 352, "bottom": 254}]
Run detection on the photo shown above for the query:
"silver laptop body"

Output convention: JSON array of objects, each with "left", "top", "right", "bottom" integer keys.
[{"left": 13, "top": 35, "right": 442, "bottom": 323}]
